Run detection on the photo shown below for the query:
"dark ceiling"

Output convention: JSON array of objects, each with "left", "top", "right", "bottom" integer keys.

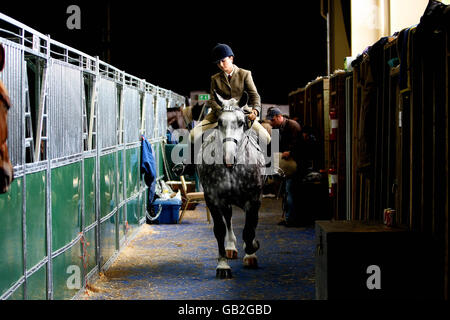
[{"left": 1, "top": 1, "right": 327, "bottom": 105}]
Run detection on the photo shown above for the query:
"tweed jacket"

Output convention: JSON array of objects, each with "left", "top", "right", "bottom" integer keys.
[{"left": 209, "top": 65, "right": 261, "bottom": 116}]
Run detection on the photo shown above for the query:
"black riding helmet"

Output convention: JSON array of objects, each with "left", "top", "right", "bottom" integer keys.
[{"left": 212, "top": 43, "right": 234, "bottom": 64}]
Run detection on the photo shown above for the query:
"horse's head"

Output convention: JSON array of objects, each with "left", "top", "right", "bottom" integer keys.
[
  {"left": 0, "top": 43, "right": 14, "bottom": 194},
  {"left": 214, "top": 91, "right": 248, "bottom": 167}
]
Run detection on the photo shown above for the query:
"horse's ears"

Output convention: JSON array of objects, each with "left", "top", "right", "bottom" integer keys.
[
  {"left": 0, "top": 44, "right": 5, "bottom": 72},
  {"left": 214, "top": 90, "right": 225, "bottom": 108},
  {"left": 238, "top": 92, "right": 249, "bottom": 108}
]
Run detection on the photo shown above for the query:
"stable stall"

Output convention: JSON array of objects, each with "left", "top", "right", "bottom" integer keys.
[{"left": 0, "top": 12, "right": 185, "bottom": 300}]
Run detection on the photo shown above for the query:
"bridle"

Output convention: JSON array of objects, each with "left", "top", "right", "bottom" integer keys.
[
  {"left": 222, "top": 137, "right": 238, "bottom": 145},
  {"left": 220, "top": 107, "right": 245, "bottom": 146}
]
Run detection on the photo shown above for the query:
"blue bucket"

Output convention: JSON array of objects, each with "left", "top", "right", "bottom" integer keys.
[{"left": 150, "top": 198, "right": 182, "bottom": 224}]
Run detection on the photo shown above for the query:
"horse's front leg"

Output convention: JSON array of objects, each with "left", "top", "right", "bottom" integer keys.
[
  {"left": 224, "top": 207, "right": 238, "bottom": 260},
  {"left": 207, "top": 199, "right": 233, "bottom": 279},
  {"left": 242, "top": 199, "right": 261, "bottom": 269}
]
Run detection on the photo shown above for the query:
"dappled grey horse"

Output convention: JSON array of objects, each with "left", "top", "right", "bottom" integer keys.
[{"left": 197, "top": 92, "right": 266, "bottom": 279}]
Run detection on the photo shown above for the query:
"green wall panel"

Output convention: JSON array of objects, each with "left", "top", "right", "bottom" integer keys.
[
  {"left": 118, "top": 207, "right": 125, "bottom": 243},
  {"left": 84, "top": 227, "right": 97, "bottom": 275},
  {"left": 26, "top": 266, "right": 47, "bottom": 300},
  {"left": 157, "top": 142, "right": 164, "bottom": 177},
  {"left": 126, "top": 147, "right": 140, "bottom": 198},
  {"left": 51, "top": 163, "right": 82, "bottom": 251},
  {"left": 52, "top": 243, "right": 83, "bottom": 300},
  {"left": 142, "top": 189, "right": 147, "bottom": 221},
  {"left": 84, "top": 157, "right": 96, "bottom": 227},
  {"left": 26, "top": 171, "right": 47, "bottom": 270},
  {"left": 100, "top": 217, "right": 116, "bottom": 267},
  {"left": 127, "top": 199, "right": 139, "bottom": 228},
  {"left": 118, "top": 150, "right": 124, "bottom": 203},
  {"left": 0, "top": 178, "right": 23, "bottom": 297},
  {"left": 7, "top": 284, "right": 24, "bottom": 300},
  {"left": 139, "top": 194, "right": 145, "bottom": 220},
  {"left": 100, "top": 153, "right": 117, "bottom": 219},
  {"left": 0, "top": 149, "right": 148, "bottom": 300}
]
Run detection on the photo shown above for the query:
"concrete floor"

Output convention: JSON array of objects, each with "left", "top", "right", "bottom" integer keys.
[{"left": 80, "top": 198, "right": 316, "bottom": 300}]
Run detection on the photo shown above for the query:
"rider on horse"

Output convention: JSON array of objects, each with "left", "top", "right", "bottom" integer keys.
[{"left": 174, "top": 43, "right": 271, "bottom": 175}]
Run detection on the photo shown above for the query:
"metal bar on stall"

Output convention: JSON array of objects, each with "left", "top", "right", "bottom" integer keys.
[
  {"left": 34, "top": 61, "right": 49, "bottom": 162},
  {"left": 21, "top": 48, "right": 28, "bottom": 300},
  {"left": 88, "top": 78, "right": 98, "bottom": 150},
  {"left": 115, "top": 89, "right": 121, "bottom": 251},
  {"left": 0, "top": 277, "right": 25, "bottom": 300},
  {"left": 115, "top": 138, "right": 122, "bottom": 248},
  {"left": 0, "top": 12, "right": 48, "bottom": 43},
  {"left": 118, "top": 82, "right": 125, "bottom": 146},
  {"left": 140, "top": 91, "right": 147, "bottom": 136},
  {"left": 26, "top": 257, "right": 49, "bottom": 278},
  {"left": 52, "top": 233, "right": 84, "bottom": 259},
  {"left": 121, "top": 79, "right": 128, "bottom": 240},
  {"left": 44, "top": 35, "right": 53, "bottom": 300},
  {"left": 95, "top": 57, "right": 102, "bottom": 272},
  {"left": 80, "top": 68, "right": 86, "bottom": 289}
]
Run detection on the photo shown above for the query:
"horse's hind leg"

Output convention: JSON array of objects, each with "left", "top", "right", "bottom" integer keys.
[{"left": 242, "top": 201, "right": 261, "bottom": 269}]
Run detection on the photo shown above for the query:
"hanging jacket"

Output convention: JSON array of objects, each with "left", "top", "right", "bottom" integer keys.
[{"left": 141, "top": 135, "right": 157, "bottom": 204}]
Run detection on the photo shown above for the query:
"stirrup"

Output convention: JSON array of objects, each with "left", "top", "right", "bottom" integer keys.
[{"left": 172, "top": 163, "right": 186, "bottom": 177}]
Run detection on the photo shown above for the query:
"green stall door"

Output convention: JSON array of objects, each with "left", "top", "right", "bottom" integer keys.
[
  {"left": 84, "top": 157, "right": 96, "bottom": 227},
  {"left": 157, "top": 143, "right": 165, "bottom": 178},
  {"left": 0, "top": 178, "right": 24, "bottom": 298},
  {"left": 118, "top": 207, "right": 125, "bottom": 245},
  {"left": 52, "top": 243, "right": 83, "bottom": 300},
  {"left": 126, "top": 147, "right": 140, "bottom": 199},
  {"left": 26, "top": 266, "right": 47, "bottom": 300},
  {"left": 100, "top": 153, "right": 117, "bottom": 219},
  {"left": 7, "top": 284, "right": 24, "bottom": 300},
  {"left": 118, "top": 150, "right": 124, "bottom": 203},
  {"left": 126, "top": 199, "right": 139, "bottom": 232},
  {"left": 83, "top": 227, "right": 97, "bottom": 277},
  {"left": 139, "top": 192, "right": 145, "bottom": 221},
  {"left": 100, "top": 216, "right": 116, "bottom": 268},
  {"left": 51, "top": 163, "right": 82, "bottom": 252},
  {"left": 26, "top": 171, "right": 47, "bottom": 270}
]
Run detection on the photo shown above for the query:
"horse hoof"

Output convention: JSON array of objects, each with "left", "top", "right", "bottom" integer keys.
[
  {"left": 226, "top": 250, "right": 238, "bottom": 260},
  {"left": 216, "top": 268, "right": 233, "bottom": 279},
  {"left": 243, "top": 254, "right": 258, "bottom": 269}
]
